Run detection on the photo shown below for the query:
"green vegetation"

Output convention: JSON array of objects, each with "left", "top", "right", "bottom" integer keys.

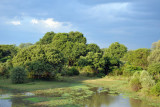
[
  {"left": 10, "top": 66, "right": 27, "bottom": 84},
  {"left": 0, "top": 31, "right": 160, "bottom": 106}
]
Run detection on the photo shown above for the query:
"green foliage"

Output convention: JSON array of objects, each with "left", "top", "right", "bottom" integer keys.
[
  {"left": 129, "top": 71, "right": 142, "bottom": 91},
  {"left": 109, "top": 67, "right": 123, "bottom": 76},
  {"left": 19, "top": 43, "right": 33, "bottom": 49},
  {"left": 130, "top": 70, "right": 155, "bottom": 92},
  {"left": 0, "top": 61, "right": 13, "bottom": 78},
  {"left": 36, "top": 32, "right": 55, "bottom": 45},
  {"left": 105, "top": 42, "right": 127, "bottom": 59},
  {"left": 11, "top": 66, "right": 27, "bottom": 84},
  {"left": 123, "top": 64, "right": 142, "bottom": 76},
  {"left": 67, "top": 67, "right": 79, "bottom": 76},
  {"left": 12, "top": 45, "right": 65, "bottom": 67},
  {"left": 97, "top": 73, "right": 106, "bottom": 78},
  {"left": 147, "top": 49, "right": 160, "bottom": 64},
  {"left": 0, "top": 45, "right": 18, "bottom": 62},
  {"left": 87, "top": 43, "right": 101, "bottom": 53},
  {"left": 151, "top": 40, "right": 160, "bottom": 50},
  {"left": 77, "top": 56, "right": 89, "bottom": 67},
  {"left": 148, "top": 62, "right": 160, "bottom": 81},
  {"left": 139, "top": 70, "right": 155, "bottom": 89},
  {"left": 26, "top": 61, "right": 56, "bottom": 79},
  {"left": 80, "top": 66, "right": 96, "bottom": 77},
  {"left": 122, "top": 48, "right": 150, "bottom": 69},
  {"left": 52, "top": 32, "right": 87, "bottom": 66},
  {"left": 150, "top": 82, "right": 160, "bottom": 96},
  {"left": 12, "top": 45, "right": 65, "bottom": 79}
]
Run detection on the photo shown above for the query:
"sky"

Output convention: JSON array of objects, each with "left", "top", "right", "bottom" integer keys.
[{"left": 0, "top": 0, "right": 160, "bottom": 49}]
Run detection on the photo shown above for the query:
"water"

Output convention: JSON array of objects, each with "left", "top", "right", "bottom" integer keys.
[{"left": 0, "top": 88, "right": 157, "bottom": 107}]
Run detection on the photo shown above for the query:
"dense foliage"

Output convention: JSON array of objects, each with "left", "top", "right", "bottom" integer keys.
[
  {"left": 11, "top": 66, "right": 27, "bottom": 84},
  {"left": 0, "top": 31, "right": 159, "bottom": 94},
  {"left": 0, "top": 45, "right": 17, "bottom": 62}
]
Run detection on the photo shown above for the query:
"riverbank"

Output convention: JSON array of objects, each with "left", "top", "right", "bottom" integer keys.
[
  {"left": 0, "top": 76, "right": 160, "bottom": 107},
  {"left": 83, "top": 76, "right": 160, "bottom": 107}
]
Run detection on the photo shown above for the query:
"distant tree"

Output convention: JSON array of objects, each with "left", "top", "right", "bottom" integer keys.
[
  {"left": 148, "top": 40, "right": 160, "bottom": 64},
  {"left": 105, "top": 42, "right": 127, "bottom": 59},
  {"left": 19, "top": 43, "right": 33, "bottom": 48},
  {"left": 87, "top": 43, "right": 101, "bottom": 53},
  {"left": 148, "top": 49, "right": 160, "bottom": 64},
  {"left": 68, "top": 31, "right": 86, "bottom": 44},
  {"left": 122, "top": 48, "right": 150, "bottom": 69},
  {"left": 0, "top": 45, "right": 18, "bottom": 62},
  {"left": 37, "top": 32, "right": 55, "bottom": 44},
  {"left": 152, "top": 40, "right": 160, "bottom": 50}
]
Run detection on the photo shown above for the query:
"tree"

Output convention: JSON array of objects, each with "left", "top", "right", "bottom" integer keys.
[
  {"left": 148, "top": 49, "right": 160, "bottom": 64},
  {"left": 51, "top": 31, "right": 87, "bottom": 66},
  {"left": 0, "top": 45, "right": 18, "bottom": 62},
  {"left": 122, "top": 48, "right": 150, "bottom": 69},
  {"left": 105, "top": 42, "right": 127, "bottom": 59},
  {"left": 19, "top": 43, "right": 33, "bottom": 48},
  {"left": 12, "top": 45, "right": 65, "bottom": 79},
  {"left": 87, "top": 43, "right": 101, "bottom": 53},
  {"left": 36, "top": 32, "right": 55, "bottom": 44},
  {"left": 152, "top": 40, "right": 160, "bottom": 50}
]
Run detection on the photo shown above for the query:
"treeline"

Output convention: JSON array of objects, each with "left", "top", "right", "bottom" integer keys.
[{"left": 0, "top": 31, "right": 160, "bottom": 95}]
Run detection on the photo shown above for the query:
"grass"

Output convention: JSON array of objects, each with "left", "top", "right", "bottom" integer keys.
[{"left": 0, "top": 76, "right": 160, "bottom": 106}]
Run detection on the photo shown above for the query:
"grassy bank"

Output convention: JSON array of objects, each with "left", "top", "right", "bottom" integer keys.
[
  {"left": 83, "top": 76, "right": 160, "bottom": 107},
  {"left": 0, "top": 76, "right": 160, "bottom": 106}
]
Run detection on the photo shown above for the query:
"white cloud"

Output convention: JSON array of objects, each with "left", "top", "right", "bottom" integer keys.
[
  {"left": 10, "top": 21, "right": 21, "bottom": 25},
  {"left": 30, "top": 18, "right": 76, "bottom": 33},
  {"left": 31, "top": 19, "right": 38, "bottom": 24},
  {"left": 5, "top": 17, "right": 77, "bottom": 33}
]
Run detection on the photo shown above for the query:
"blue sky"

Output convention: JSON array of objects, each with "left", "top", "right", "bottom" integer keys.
[{"left": 0, "top": 0, "right": 159, "bottom": 49}]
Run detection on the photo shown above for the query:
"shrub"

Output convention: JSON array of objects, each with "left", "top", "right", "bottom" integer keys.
[
  {"left": 60, "top": 66, "right": 69, "bottom": 76},
  {"left": 129, "top": 78, "right": 142, "bottom": 91},
  {"left": 26, "top": 61, "right": 56, "bottom": 80},
  {"left": 140, "top": 70, "right": 155, "bottom": 89},
  {"left": 97, "top": 73, "right": 106, "bottom": 78},
  {"left": 109, "top": 67, "right": 123, "bottom": 76},
  {"left": 67, "top": 67, "right": 79, "bottom": 76},
  {"left": 148, "top": 62, "right": 160, "bottom": 81},
  {"left": 129, "top": 71, "right": 142, "bottom": 91},
  {"left": 0, "top": 61, "right": 12, "bottom": 78},
  {"left": 123, "top": 64, "right": 142, "bottom": 76},
  {"left": 150, "top": 82, "right": 160, "bottom": 96},
  {"left": 80, "top": 66, "right": 96, "bottom": 77},
  {"left": 11, "top": 66, "right": 27, "bottom": 84}
]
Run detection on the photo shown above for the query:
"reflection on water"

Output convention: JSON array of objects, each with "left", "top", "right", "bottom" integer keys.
[{"left": 0, "top": 87, "right": 156, "bottom": 107}]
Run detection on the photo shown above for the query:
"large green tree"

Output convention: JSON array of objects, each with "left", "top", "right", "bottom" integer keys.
[
  {"left": 12, "top": 45, "right": 65, "bottom": 79},
  {"left": 51, "top": 31, "right": 87, "bottom": 66},
  {"left": 104, "top": 42, "right": 127, "bottom": 59},
  {"left": 36, "top": 32, "right": 55, "bottom": 45},
  {"left": 87, "top": 43, "right": 101, "bottom": 53}
]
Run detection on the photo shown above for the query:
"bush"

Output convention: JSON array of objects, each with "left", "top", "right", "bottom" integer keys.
[
  {"left": 123, "top": 64, "right": 142, "bottom": 76},
  {"left": 109, "top": 67, "right": 123, "bottom": 76},
  {"left": 0, "top": 61, "right": 12, "bottom": 78},
  {"left": 148, "top": 62, "right": 160, "bottom": 81},
  {"left": 97, "top": 73, "right": 106, "bottom": 78},
  {"left": 150, "top": 82, "right": 160, "bottom": 96},
  {"left": 11, "top": 66, "right": 27, "bottom": 84},
  {"left": 80, "top": 66, "right": 96, "bottom": 77},
  {"left": 140, "top": 70, "right": 155, "bottom": 89},
  {"left": 67, "top": 67, "right": 79, "bottom": 76},
  {"left": 129, "top": 71, "right": 142, "bottom": 91},
  {"left": 26, "top": 61, "right": 56, "bottom": 80}
]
